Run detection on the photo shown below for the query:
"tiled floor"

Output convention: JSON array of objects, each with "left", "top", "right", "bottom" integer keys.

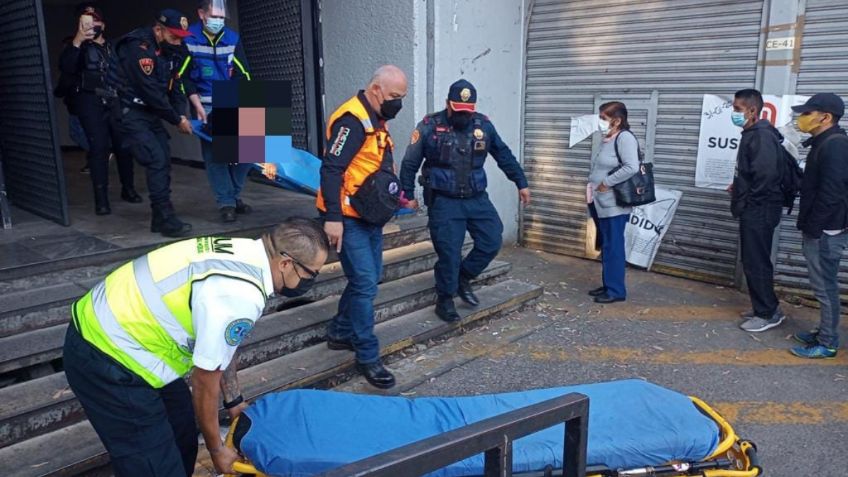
[{"left": 0, "top": 150, "right": 318, "bottom": 271}]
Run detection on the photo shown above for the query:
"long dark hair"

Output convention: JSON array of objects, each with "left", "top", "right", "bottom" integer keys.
[{"left": 599, "top": 101, "right": 630, "bottom": 131}]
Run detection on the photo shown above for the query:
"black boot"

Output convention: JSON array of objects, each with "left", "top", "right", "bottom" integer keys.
[
  {"left": 121, "top": 187, "right": 143, "bottom": 203},
  {"left": 94, "top": 185, "right": 111, "bottom": 216},
  {"left": 151, "top": 204, "right": 192, "bottom": 237},
  {"left": 356, "top": 361, "right": 396, "bottom": 389},
  {"left": 435, "top": 296, "right": 461, "bottom": 323},
  {"left": 457, "top": 274, "right": 480, "bottom": 307},
  {"left": 235, "top": 199, "right": 252, "bottom": 214}
]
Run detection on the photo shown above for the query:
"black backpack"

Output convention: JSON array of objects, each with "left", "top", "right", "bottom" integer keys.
[{"left": 778, "top": 141, "right": 804, "bottom": 215}]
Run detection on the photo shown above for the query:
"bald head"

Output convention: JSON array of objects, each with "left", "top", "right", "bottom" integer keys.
[{"left": 364, "top": 64, "right": 408, "bottom": 119}]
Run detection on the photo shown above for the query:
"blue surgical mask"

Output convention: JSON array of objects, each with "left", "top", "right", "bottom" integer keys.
[
  {"left": 205, "top": 17, "right": 225, "bottom": 35},
  {"left": 731, "top": 111, "right": 747, "bottom": 127}
]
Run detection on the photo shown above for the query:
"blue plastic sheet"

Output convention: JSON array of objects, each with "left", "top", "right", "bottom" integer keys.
[{"left": 240, "top": 379, "right": 720, "bottom": 476}]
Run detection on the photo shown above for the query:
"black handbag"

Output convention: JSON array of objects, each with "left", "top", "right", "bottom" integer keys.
[
  {"left": 609, "top": 130, "right": 656, "bottom": 207},
  {"left": 349, "top": 168, "right": 401, "bottom": 226}
]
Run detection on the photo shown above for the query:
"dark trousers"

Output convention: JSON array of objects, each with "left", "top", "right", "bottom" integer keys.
[
  {"left": 114, "top": 108, "right": 173, "bottom": 208},
  {"left": 328, "top": 217, "right": 384, "bottom": 364},
  {"left": 428, "top": 192, "right": 504, "bottom": 298},
  {"left": 75, "top": 93, "right": 135, "bottom": 190},
  {"left": 739, "top": 204, "right": 782, "bottom": 317},
  {"left": 63, "top": 324, "right": 198, "bottom": 477},
  {"left": 590, "top": 204, "right": 629, "bottom": 299}
]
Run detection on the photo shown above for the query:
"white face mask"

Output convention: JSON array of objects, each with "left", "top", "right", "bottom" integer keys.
[{"left": 598, "top": 118, "right": 611, "bottom": 135}]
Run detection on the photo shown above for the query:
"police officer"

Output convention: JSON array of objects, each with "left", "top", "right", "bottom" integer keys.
[
  {"left": 63, "top": 217, "right": 329, "bottom": 476},
  {"left": 57, "top": 3, "right": 141, "bottom": 215},
  {"left": 401, "top": 79, "right": 531, "bottom": 322},
  {"left": 108, "top": 9, "right": 194, "bottom": 237},
  {"left": 179, "top": 0, "right": 254, "bottom": 222}
]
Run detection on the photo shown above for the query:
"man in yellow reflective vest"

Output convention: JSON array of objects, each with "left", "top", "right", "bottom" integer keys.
[{"left": 63, "top": 217, "right": 329, "bottom": 476}]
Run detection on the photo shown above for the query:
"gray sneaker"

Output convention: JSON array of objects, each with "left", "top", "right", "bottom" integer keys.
[
  {"left": 739, "top": 309, "right": 755, "bottom": 320},
  {"left": 740, "top": 312, "right": 786, "bottom": 332}
]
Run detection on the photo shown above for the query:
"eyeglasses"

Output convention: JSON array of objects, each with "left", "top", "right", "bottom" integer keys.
[{"left": 279, "top": 251, "right": 319, "bottom": 279}]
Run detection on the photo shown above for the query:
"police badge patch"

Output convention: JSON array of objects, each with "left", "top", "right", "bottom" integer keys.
[
  {"left": 473, "top": 128, "right": 484, "bottom": 140},
  {"left": 410, "top": 128, "right": 420, "bottom": 145},
  {"left": 225, "top": 319, "right": 254, "bottom": 346},
  {"left": 139, "top": 58, "right": 154, "bottom": 75},
  {"left": 460, "top": 88, "right": 472, "bottom": 102},
  {"left": 180, "top": 16, "right": 189, "bottom": 31}
]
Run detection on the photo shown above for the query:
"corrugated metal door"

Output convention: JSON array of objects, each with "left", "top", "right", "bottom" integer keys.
[
  {"left": 0, "top": 0, "right": 68, "bottom": 225},
  {"left": 522, "top": 0, "right": 766, "bottom": 285},
  {"left": 237, "top": 0, "right": 321, "bottom": 152},
  {"left": 774, "top": 0, "right": 848, "bottom": 305}
]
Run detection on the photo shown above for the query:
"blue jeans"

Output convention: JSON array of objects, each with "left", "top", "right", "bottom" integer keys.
[
  {"left": 327, "top": 217, "right": 384, "bottom": 364},
  {"left": 590, "top": 205, "right": 629, "bottom": 299},
  {"left": 198, "top": 105, "right": 252, "bottom": 208},
  {"left": 803, "top": 231, "right": 848, "bottom": 348}
]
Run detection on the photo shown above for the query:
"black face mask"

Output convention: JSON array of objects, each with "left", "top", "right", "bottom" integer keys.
[
  {"left": 160, "top": 43, "right": 182, "bottom": 59},
  {"left": 449, "top": 112, "right": 472, "bottom": 130},
  {"left": 379, "top": 98, "right": 403, "bottom": 120},
  {"left": 279, "top": 272, "right": 314, "bottom": 298},
  {"left": 92, "top": 25, "right": 103, "bottom": 39}
]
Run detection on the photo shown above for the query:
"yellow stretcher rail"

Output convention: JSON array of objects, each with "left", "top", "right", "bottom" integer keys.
[{"left": 224, "top": 396, "right": 761, "bottom": 477}]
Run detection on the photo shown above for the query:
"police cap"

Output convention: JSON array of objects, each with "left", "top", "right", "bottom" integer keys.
[{"left": 448, "top": 79, "right": 476, "bottom": 112}]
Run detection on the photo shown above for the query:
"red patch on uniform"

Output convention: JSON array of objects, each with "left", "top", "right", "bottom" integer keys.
[
  {"left": 435, "top": 126, "right": 449, "bottom": 133},
  {"left": 138, "top": 43, "right": 148, "bottom": 51},
  {"left": 139, "top": 58, "right": 154, "bottom": 75}
]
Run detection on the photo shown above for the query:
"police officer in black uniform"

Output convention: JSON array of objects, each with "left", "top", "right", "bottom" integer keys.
[
  {"left": 108, "top": 9, "right": 194, "bottom": 237},
  {"left": 57, "top": 3, "right": 141, "bottom": 215},
  {"left": 400, "top": 79, "right": 531, "bottom": 322}
]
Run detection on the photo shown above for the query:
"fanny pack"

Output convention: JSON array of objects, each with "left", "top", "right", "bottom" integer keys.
[{"left": 350, "top": 169, "right": 401, "bottom": 226}]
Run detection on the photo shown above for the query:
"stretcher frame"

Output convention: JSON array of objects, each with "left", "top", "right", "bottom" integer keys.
[{"left": 223, "top": 395, "right": 761, "bottom": 477}]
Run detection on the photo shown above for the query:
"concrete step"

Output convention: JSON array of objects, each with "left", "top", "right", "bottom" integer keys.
[
  {"left": 0, "top": 256, "right": 502, "bottom": 448},
  {"left": 0, "top": 216, "right": 430, "bottom": 337},
  {"left": 0, "top": 238, "right": 453, "bottom": 379},
  {"left": 0, "top": 279, "right": 541, "bottom": 477}
]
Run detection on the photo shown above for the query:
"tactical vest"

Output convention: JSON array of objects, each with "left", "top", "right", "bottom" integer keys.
[
  {"left": 72, "top": 237, "right": 271, "bottom": 388},
  {"left": 316, "top": 95, "right": 394, "bottom": 219},
  {"left": 180, "top": 24, "right": 249, "bottom": 104},
  {"left": 107, "top": 28, "right": 177, "bottom": 110},
  {"left": 77, "top": 40, "right": 112, "bottom": 95},
  {"left": 423, "top": 113, "right": 489, "bottom": 198}
]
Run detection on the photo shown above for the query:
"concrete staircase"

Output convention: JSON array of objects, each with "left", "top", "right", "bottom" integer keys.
[{"left": 0, "top": 215, "right": 542, "bottom": 476}]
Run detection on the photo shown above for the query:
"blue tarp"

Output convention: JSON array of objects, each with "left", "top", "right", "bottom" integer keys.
[{"left": 240, "top": 379, "right": 720, "bottom": 477}]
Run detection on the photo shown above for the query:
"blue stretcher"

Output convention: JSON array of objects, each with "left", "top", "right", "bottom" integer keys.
[{"left": 225, "top": 380, "right": 760, "bottom": 477}]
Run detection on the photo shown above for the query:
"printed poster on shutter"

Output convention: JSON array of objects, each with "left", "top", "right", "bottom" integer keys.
[
  {"left": 695, "top": 94, "right": 808, "bottom": 190},
  {"left": 624, "top": 187, "right": 683, "bottom": 269}
]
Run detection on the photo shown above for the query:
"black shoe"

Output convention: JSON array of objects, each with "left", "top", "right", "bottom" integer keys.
[
  {"left": 326, "top": 336, "right": 354, "bottom": 351},
  {"left": 457, "top": 275, "right": 480, "bottom": 307},
  {"left": 435, "top": 296, "right": 461, "bottom": 323},
  {"left": 220, "top": 206, "right": 237, "bottom": 223},
  {"left": 120, "top": 187, "right": 143, "bottom": 203},
  {"left": 235, "top": 200, "right": 252, "bottom": 214},
  {"left": 94, "top": 185, "right": 111, "bottom": 216},
  {"left": 588, "top": 286, "right": 607, "bottom": 297},
  {"left": 594, "top": 294, "right": 625, "bottom": 304},
  {"left": 80, "top": 165, "right": 90, "bottom": 174},
  {"left": 151, "top": 205, "right": 192, "bottom": 237},
  {"left": 356, "top": 362, "right": 395, "bottom": 389}
]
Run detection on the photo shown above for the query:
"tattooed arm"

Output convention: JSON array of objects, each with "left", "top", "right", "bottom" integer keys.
[{"left": 220, "top": 352, "right": 248, "bottom": 418}]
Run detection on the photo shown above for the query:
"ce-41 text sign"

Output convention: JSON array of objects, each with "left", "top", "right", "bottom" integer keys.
[{"left": 694, "top": 94, "right": 808, "bottom": 190}]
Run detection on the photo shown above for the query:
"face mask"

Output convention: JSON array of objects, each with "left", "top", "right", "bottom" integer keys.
[
  {"left": 160, "top": 42, "right": 182, "bottom": 58},
  {"left": 598, "top": 118, "right": 611, "bottom": 135},
  {"left": 731, "top": 111, "right": 747, "bottom": 127},
  {"left": 449, "top": 112, "right": 472, "bottom": 130},
  {"left": 92, "top": 25, "right": 103, "bottom": 39},
  {"left": 797, "top": 113, "right": 823, "bottom": 134},
  {"left": 205, "top": 17, "right": 225, "bottom": 35},
  {"left": 280, "top": 276, "right": 314, "bottom": 297},
  {"left": 379, "top": 97, "right": 403, "bottom": 120}
]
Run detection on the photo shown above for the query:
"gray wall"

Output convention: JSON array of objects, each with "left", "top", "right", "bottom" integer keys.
[{"left": 321, "top": 0, "right": 526, "bottom": 242}]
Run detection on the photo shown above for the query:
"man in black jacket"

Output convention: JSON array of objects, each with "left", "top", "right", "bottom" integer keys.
[
  {"left": 789, "top": 93, "right": 848, "bottom": 359},
  {"left": 730, "top": 89, "right": 786, "bottom": 333}
]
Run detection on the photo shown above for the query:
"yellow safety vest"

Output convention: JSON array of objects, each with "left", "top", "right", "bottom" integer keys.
[
  {"left": 316, "top": 94, "right": 393, "bottom": 219},
  {"left": 72, "top": 237, "right": 271, "bottom": 388}
]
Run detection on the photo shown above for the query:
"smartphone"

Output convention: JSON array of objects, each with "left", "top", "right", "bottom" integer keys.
[{"left": 80, "top": 14, "right": 94, "bottom": 32}]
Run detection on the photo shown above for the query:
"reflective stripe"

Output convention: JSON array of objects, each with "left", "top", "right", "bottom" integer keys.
[
  {"left": 178, "top": 55, "right": 192, "bottom": 77},
  {"left": 200, "top": 95, "right": 213, "bottom": 104},
  {"left": 186, "top": 44, "right": 236, "bottom": 55},
  {"left": 232, "top": 56, "right": 251, "bottom": 81},
  {"left": 155, "top": 258, "right": 267, "bottom": 296},
  {"left": 360, "top": 118, "right": 373, "bottom": 131},
  {"left": 133, "top": 256, "right": 194, "bottom": 340},
  {"left": 90, "top": 282, "right": 181, "bottom": 386}
]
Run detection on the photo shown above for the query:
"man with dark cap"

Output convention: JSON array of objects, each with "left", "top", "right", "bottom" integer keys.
[
  {"left": 56, "top": 3, "right": 141, "bottom": 215},
  {"left": 107, "top": 9, "right": 194, "bottom": 237},
  {"left": 789, "top": 93, "right": 848, "bottom": 359},
  {"left": 400, "top": 79, "right": 531, "bottom": 322}
]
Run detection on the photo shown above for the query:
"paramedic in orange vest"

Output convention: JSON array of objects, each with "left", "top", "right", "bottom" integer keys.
[{"left": 317, "top": 65, "right": 408, "bottom": 389}]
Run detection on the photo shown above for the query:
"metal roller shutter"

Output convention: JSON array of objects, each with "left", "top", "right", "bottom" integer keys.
[
  {"left": 0, "top": 0, "right": 68, "bottom": 225},
  {"left": 774, "top": 0, "right": 848, "bottom": 305},
  {"left": 522, "top": 0, "right": 765, "bottom": 285},
  {"left": 238, "top": 0, "right": 310, "bottom": 150}
]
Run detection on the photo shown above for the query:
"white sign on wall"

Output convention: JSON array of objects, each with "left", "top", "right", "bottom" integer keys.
[
  {"left": 624, "top": 187, "right": 683, "bottom": 270},
  {"left": 694, "top": 94, "right": 808, "bottom": 190}
]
